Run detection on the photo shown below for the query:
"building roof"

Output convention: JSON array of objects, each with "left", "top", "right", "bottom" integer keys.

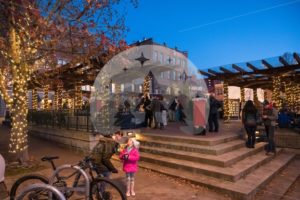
[{"left": 198, "top": 52, "right": 300, "bottom": 89}]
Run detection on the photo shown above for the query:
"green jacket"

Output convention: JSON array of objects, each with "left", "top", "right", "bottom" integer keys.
[{"left": 91, "top": 138, "right": 119, "bottom": 172}]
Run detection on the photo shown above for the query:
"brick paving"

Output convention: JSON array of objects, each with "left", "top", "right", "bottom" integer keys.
[{"left": 0, "top": 126, "right": 230, "bottom": 200}]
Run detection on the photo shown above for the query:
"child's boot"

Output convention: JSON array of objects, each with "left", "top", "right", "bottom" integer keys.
[
  {"left": 130, "top": 180, "right": 135, "bottom": 196},
  {"left": 126, "top": 178, "right": 131, "bottom": 197}
]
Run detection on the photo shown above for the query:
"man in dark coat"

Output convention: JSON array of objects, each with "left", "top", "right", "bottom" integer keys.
[
  {"left": 208, "top": 94, "right": 220, "bottom": 132},
  {"left": 91, "top": 132, "right": 122, "bottom": 177}
]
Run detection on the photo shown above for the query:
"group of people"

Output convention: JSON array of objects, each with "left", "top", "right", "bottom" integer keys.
[
  {"left": 242, "top": 100, "right": 278, "bottom": 155},
  {"left": 137, "top": 93, "right": 187, "bottom": 129},
  {"left": 91, "top": 131, "right": 140, "bottom": 197}
]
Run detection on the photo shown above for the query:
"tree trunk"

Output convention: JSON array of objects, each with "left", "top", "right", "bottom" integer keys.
[{"left": 9, "top": 75, "right": 29, "bottom": 163}]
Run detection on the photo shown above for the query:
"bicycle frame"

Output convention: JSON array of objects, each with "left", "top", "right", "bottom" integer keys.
[{"left": 48, "top": 165, "right": 90, "bottom": 199}]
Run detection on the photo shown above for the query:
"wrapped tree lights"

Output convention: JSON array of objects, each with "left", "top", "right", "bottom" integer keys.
[{"left": 223, "top": 82, "right": 230, "bottom": 121}]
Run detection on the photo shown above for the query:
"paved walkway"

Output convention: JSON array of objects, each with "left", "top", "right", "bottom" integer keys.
[{"left": 0, "top": 126, "right": 230, "bottom": 200}]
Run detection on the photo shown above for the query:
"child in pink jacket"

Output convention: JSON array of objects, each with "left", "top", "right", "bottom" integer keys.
[{"left": 119, "top": 138, "right": 140, "bottom": 197}]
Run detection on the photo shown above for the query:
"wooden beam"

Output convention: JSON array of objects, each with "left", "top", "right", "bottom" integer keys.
[
  {"left": 198, "top": 70, "right": 214, "bottom": 77},
  {"left": 279, "top": 56, "right": 289, "bottom": 66},
  {"left": 262, "top": 60, "right": 273, "bottom": 69},
  {"left": 220, "top": 66, "right": 234, "bottom": 73},
  {"left": 207, "top": 69, "right": 219, "bottom": 75},
  {"left": 246, "top": 62, "right": 258, "bottom": 71},
  {"left": 293, "top": 52, "right": 300, "bottom": 64},
  {"left": 232, "top": 64, "right": 247, "bottom": 73}
]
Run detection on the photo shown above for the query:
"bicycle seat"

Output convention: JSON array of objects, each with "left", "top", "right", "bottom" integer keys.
[{"left": 41, "top": 156, "right": 59, "bottom": 162}]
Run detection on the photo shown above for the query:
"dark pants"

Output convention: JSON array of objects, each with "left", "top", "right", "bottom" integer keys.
[
  {"left": 144, "top": 110, "right": 152, "bottom": 127},
  {"left": 208, "top": 113, "right": 219, "bottom": 132},
  {"left": 265, "top": 125, "right": 270, "bottom": 139},
  {"left": 245, "top": 126, "right": 256, "bottom": 147},
  {"left": 265, "top": 125, "right": 276, "bottom": 153}
]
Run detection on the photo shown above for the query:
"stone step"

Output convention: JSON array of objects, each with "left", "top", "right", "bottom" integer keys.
[
  {"left": 136, "top": 133, "right": 239, "bottom": 146},
  {"left": 138, "top": 152, "right": 295, "bottom": 200},
  {"left": 140, "top": 148, "right": 281, "bottom": 182},
  {"left": 140, "top": 142, "right": 266, "bottom": 167},
  {"left": 139, "top": 139, "right": 245, "bottom": 155},
  {"left": 255, "top": 158, "right": 300, "bottom": 200}
]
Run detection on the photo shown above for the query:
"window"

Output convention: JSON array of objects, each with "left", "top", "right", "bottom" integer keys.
[
  {"left": 166, "top": 71, "right": 170, "bottom": 79},
  {"left": 160, "top": 72, "right": 164, "bottom": 78},
  {"left": 166, "top": 56, "right": 170, "bottom": 64},
  {"left": 172, "top": 57, "right": 176, "bottom": 65},
  {"left": 182, "top": 60, "right": 186, "bottom": 67},
  {"left": 177, "top": 58, "right": 181, "bottom": 66},
  {"left": 160, "top": 52, "right": 164, "bottom": 63},
  {"left": 153, "top": 51, "right": 158, "bottom": 61},
  {"left": 172, "top": 71, "right": 176, "bottom": 80}
]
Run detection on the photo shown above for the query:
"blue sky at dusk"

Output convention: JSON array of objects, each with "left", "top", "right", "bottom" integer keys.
[{"left": 124, "top": 0, "right": 300, "bottom": 69}]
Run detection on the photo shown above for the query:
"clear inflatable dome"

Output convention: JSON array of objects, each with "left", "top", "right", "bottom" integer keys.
[{"left": 90, "top": 44, "right": 209, "bottom": 135}]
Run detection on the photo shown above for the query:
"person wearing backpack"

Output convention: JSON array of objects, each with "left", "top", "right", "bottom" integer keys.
[{"left": 242, "top": 100, "right": 258, "bottom": 148}]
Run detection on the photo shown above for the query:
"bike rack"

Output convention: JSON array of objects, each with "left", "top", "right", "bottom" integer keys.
[
  {"left": 15, "top": 183, "right": 66, "bottom": 200},
  {"left": 48, "top": 164, "right": 90, "bottom": 199}
]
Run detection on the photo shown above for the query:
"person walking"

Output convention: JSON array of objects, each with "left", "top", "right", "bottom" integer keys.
[
  {"left": 262, "top": 101, "right": 278, "bottom": 155},
  {"left": 208, "top": 94, "right": 220, "bottom": 132},
  {"left": 242, "top": 100, "right": 258, "bottom": 148},
  {"left": 119, "top": 138, "right": 140, "bottom": 197}
]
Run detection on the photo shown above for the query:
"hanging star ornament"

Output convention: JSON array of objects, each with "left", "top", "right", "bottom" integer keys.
[{"left": 135, "top": 52, "right": 149, "bottom": 66}]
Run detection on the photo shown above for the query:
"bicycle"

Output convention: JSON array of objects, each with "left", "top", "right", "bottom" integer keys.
[
  {"left": 15, "top": 183, "right": 66, "bottom": 200},
  {"left": 10, "top": 156, "right": 126, "bottom": 200}
]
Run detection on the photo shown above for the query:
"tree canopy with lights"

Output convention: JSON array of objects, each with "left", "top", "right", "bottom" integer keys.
[{"left": 0, "top": 0, "right": 136, "bottom": 161}]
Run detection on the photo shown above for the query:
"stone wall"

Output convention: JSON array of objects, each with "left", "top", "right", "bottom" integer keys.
[
  {"left": 275, "top": 131, "right": 300, "bottom": 149},
  {"left": 29, "top": 126, "right": 101, "bottom": 153}
]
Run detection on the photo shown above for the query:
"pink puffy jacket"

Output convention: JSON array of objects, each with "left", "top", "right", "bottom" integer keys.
[{"left": 119, "top": 147, "right": 140, "bottom": 173}]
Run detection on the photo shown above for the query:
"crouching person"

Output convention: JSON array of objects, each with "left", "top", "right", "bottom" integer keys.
[{"left": 91, "top": 132, "right": 122, "bottom": 177}]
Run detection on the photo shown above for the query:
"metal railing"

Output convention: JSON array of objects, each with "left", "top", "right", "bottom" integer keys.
[{"left": 28, "top": 109, "right": 93, "bottom": 132}]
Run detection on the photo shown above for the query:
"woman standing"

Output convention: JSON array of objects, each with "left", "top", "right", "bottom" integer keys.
[{"left": 242, "top": 100, "right": 258, "bottom": 148}]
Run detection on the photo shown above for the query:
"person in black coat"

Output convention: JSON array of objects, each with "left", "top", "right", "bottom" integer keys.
[
  {"left": 242, "top": 100, "right": 258, "bottom": 148},
  {"left": 142, "top": 93, "right": 152, "bottom": 127},
  {"left": 208, "top": 94, "right": 220, "bottom": 132}
]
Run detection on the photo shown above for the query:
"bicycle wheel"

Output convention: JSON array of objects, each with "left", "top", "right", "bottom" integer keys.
[
  {"left": 15, "top": 183, "right": 65, "bottom": 200},
  {"left": 10, "top": 174, "right": 49, "bottom": 200},
  {"left": 89, "top": 178, "right": 126, "bottom": 200}
]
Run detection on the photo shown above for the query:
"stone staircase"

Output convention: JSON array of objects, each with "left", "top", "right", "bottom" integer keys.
[{"left": 135, "top": 133, "right": 296, "bottom": 200}]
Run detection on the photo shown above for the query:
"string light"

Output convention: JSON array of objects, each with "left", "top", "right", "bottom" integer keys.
[
  {"left": 43, "top": 85, "right": 49, "bottom": 110},
  {"left": 240, "top": 87, "right": 245, "bottom": 104},
  {"left": 253, "top": 88, "right": 259, "bottom": 107},
  {"left": 75, "top": 82, "right": 82, "bottom": 109},
  {"left": 143, "top": 74, "right": 152, "bottom": 95},
  {"left": 272, "top": 76, "right": 282, "bottom": 108},
  {"left": 223, "top": 82, "right": 229, "bottom": 121},
  {"left": 32, "top": 88, "right": 37, "bottom": 109},
  {"left": 57, "top": 84, "right": 63, "bottom": 109}
]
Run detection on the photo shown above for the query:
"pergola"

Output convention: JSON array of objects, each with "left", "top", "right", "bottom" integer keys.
[
  {"left": 27, "top": 52, "right": 112, "bottom": 110},
  {"left": 198, "top": 52, "right": 300, "bottom": 120}
]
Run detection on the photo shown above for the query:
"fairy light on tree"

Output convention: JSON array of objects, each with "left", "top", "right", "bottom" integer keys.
[
  {"left": 143, "top": 74, "right": 152, "bottom": 96},
  {"left": 0, "top": 0, "right": 136, "bottom": 161}
]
